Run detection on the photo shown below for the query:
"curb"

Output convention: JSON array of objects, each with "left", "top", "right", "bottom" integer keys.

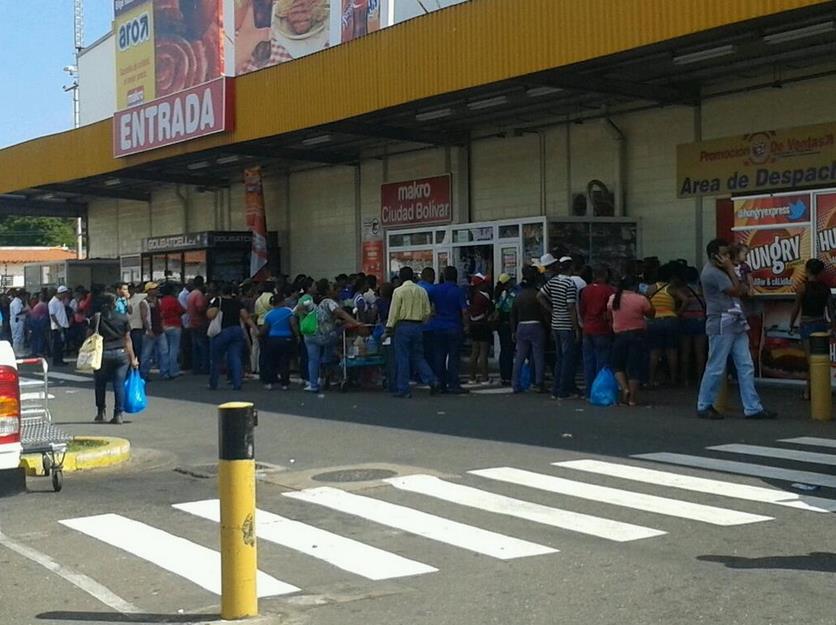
[{"left": 20, "top": 436, "right": 131, "bottom": 476}]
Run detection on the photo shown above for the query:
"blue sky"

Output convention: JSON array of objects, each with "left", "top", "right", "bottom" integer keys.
[{"left": 0, "top": 0, "right": 113, "bottom": 148}]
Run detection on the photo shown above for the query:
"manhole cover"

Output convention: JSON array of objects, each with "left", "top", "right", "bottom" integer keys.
[{"left": 312, "top": 468, "right": 398, "bottom": 483}]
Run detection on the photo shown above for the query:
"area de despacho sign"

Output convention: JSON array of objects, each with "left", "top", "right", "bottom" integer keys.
[{"left": 677, "top": 121, "right": 836, "bottom": 198}]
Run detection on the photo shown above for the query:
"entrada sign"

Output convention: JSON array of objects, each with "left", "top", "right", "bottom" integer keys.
[
  {"left": 113, "top": 77, "right": 233, "bottom": 158},
  {"left": 677, "top": 121, "right": 836, "bottom": 197}
]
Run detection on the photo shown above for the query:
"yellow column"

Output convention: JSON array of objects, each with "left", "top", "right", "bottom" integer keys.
[
  {"left": 809, "top": 333, "right": 832, "bottom": 422},
  {"left": 218, "top": 402, "right": 258, "bottom": 620}
]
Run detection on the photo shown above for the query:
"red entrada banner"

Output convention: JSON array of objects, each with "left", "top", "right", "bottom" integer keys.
[
  {"left": 380, "top": 175, "right": 452, "bottom": 228},
  {"left": 113, "top": 76, "right": 233, "bottom": 157}
]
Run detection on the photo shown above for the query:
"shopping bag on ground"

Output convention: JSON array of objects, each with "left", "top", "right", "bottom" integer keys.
[
  {"left": 589, "top": 367, "right": 619, "bottom": 407},
  {"left": 519, "top": 361, "right": 532, "bottom": 391},
  {"left": 123, "top": 369, "right": 147, "bottom": 414},
  {"left": 76, "top": 314, "right": 103, "bottom": 372}
]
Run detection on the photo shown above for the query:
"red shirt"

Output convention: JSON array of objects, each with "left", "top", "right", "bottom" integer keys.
[
  {"left": 187, "top": 289, "right": 208, "bottom": 329},
  {"left": 159, "top": 295, "right": 183, "bottom": 328},
  {"left": 580, "top": 283, "right": 616, "bottom": 336}
]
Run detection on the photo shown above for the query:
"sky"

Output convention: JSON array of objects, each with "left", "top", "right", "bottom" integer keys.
[{"left": 0, "top": 0, "right": 114, "bottom": 148}]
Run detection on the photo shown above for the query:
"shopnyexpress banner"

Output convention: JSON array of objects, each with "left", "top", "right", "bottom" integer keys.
[
  {"left": 114, "top": 0, "right": 224, "bottom": 110},
  {"left": 677, "top": 121, "right": 836, "bottom": 198}
]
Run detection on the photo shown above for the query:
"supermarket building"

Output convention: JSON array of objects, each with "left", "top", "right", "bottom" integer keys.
[{"left": 1, "top": 0, "right": 836, "bottom": 285}]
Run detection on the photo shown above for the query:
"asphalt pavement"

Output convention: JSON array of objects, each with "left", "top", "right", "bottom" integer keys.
[{"left": 2, "top": 369, "right": 836, "bottom": 625}]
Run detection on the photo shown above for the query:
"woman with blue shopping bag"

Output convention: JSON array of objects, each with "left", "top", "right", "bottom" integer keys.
[{"left": 90, "top": 292, "right": 139, "bottom": 424}]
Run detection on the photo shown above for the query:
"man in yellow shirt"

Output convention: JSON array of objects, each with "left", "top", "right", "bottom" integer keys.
[{"left": 386, "top": 267, "right": 439, "bottom": 398}]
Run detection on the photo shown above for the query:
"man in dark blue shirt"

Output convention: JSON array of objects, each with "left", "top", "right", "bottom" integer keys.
[{"left": 430, "top": 266, "right": 469, "bottom": 394}]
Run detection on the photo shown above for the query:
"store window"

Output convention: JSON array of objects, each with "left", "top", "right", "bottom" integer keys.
[
  {"left": 435, "top": 230, "right": 448, "bottom": 244},
  {"left": 499, "top": 224, "right": 519, "bottom": 239},
  {"left": 455, "top": 245, "right": 493, "bottom": 284},
  {"left": 522, "top": 222, "right": 545, "bottom": 264},
  {"left": 166, "top": 253, "right": 183, "bottom": 283},
  {"left": 454, "top": 227, "right": 493, "bottom": 243},
  {"left": 184, "top": 250, "right": 207, "bottom": 282},
  {"left": 152, "top": 254, "right": 167, "bottom": 281},
  {"left": 142, "top": 256, "right": 151, "bottom": 282}
]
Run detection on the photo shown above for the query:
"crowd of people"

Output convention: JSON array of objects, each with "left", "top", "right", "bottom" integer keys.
[{"left": 3, "top": 235, "right": 831, "bottom": 422}]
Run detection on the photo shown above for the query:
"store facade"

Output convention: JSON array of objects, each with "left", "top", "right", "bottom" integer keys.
[{"left": 1, "top": 0, "right": 835, "bottom": 299}]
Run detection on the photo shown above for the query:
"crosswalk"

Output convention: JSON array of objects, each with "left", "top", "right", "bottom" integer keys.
[{"left": 47, "top": 434, "right": 836, "bottom": 607}]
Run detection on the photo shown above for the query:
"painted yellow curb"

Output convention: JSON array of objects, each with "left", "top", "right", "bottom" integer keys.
[{"left": 20, "top": 436, "right": 131, "bottom": 476}]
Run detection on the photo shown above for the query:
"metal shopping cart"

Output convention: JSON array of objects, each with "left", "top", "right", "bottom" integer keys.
[
  {"left": 338, "top": 324, "right": 387, "bottom": 392},
  {"left": 18, "top": 358, "right": 70, "bottom": 492}
]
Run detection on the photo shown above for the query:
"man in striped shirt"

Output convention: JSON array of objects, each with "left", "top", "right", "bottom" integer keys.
[{"left": 537, "top": 256, "right": 580, "bottom": 399}]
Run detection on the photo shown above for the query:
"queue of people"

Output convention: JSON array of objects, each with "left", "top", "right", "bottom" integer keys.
[{"left": 8, "top": 235, "right": 830, "bottom": 419}]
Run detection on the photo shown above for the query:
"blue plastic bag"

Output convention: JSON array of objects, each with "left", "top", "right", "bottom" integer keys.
[
  {"left": 123, "top": 368, "right": 147, "bottom": 414},
  {"left": 589, "top": 367, "right": 619, "bottom": 407},
  {"left": 519, "top": 361, "right": 532, "bottom": 391}
]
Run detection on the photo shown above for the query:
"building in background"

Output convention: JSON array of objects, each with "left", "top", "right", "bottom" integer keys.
[{"left": 0, "top": 248, "right": 77, "bottom": 289}]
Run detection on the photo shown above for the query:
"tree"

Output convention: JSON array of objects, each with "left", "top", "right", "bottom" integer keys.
[{"left": 0, "top": 217, "right": 76, "bottom": 248}]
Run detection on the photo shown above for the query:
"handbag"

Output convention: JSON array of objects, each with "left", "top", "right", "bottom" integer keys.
[
  {"left": 207, "top": 309, "right": 223, "bottom": 338},
  {"left": 76, "top": 313, "right": 103, "bottom": 372},
  {"left": 123, "top": 368, "right": 147, "bottom": 414}
]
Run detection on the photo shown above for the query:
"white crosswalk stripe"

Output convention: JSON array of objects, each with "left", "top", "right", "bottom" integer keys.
[
  {"left": 385, "top": 474, "right": 665, "bottom": 542},
  {"left": 633, "top": 452, "right": 836, "bottom": 488},
  {"left": 778, "top": 436, "right": 836, "bottom": 449},
  {"left": 283, "top": 486, "right": 557, "bottom": 560},
  {"left": 707, "top": 443, "right": 836, "bottom": 467},
  {"left": 173, "top": 499, "right": 438, "bottom": 580},
  {"left": 59, "top": 513, "right": 299, "bottom": 597},
  {"left": 554, "top": 459, "right": 836, "bottom": 513},
  {"left": 470, "top": 467, "right": 772, "bottom": 525}
]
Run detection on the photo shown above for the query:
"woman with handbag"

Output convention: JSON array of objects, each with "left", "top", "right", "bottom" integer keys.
[
  {"left": 207, "top": 284, "right": 258, "bottom": 391},
  {"left": 468, "top": 273, "right": 494, "bottom": 384},
  {"left": 92, "top": 292, "right": 139, "bottom": 424}
]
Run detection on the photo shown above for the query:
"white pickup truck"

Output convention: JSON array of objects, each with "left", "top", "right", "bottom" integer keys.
[{"left": 0, "top": 340, "right": 24, "bottom": 494}]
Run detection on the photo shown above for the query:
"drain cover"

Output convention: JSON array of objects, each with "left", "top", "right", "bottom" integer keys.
[{"left": 312, "top": 468, "right": 398, "bottom": 483}]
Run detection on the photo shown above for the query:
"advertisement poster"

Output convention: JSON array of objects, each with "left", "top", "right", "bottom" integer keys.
[
  {"left": 235, "top": 0, "right": 330, "bottom": 75},
  {"left": 735, "top": 226, "right": 811, "bottom": 296},
  {"left": 244, "top": 167, "right": 269, "bottom": 278},
  {"left": 339, "top": 0, "right": 382, "bottom": 43},
  {"left": 677, "top": 121, "right": 836, "bottom": 197},
  {"left": 388, "top": 250, "right": 433, "bottom": 278},
  {"left": 733, "top": 194, "right": 811, "bottom": 228},
  {"left": 361, "top": 241, "right": 384, "bottom": 281},
  {"left": 381, "top": 175, "right": 452, "bottom": 229},
  {"left": 115, "top": 0, "right": 224, "bottom": 109},
  {"left": 815, "top": 192, "right": 836, "bottom": 286},
  {"left": 760, "top": 300, "right": 807, "bottom": 380}
]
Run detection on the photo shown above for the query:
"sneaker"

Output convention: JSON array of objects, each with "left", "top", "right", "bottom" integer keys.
[
  {"left": 110, "top": 413, "right": 124, "bottom": 425},
  {"left": 281, "top": 385, "right": 290, "bottom": 391},
  {"left": 93, "top": 412, "right": 105, "bottom": 423},
  {"left": 303, "top": 384, "right": 319, "bottom": 393},
  {"left": 697, "top": 407, "right": 724, "bottom": 420},
  {"left": 263, "top": 384, "right": 273, "bottom": 391},
  {"left": 745, "top": 410, "right": 777, "bottom": 420}
]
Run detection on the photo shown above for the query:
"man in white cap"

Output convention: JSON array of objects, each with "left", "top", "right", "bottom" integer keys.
[
  {"left": 537, "top": 253, "right": 559, "bottom": 281},
  {"left": 48, "top": 286, "right": 71, "bottom": 366},
  {"left": 537, "top": 256, "right": 581, "bottom": 399}
]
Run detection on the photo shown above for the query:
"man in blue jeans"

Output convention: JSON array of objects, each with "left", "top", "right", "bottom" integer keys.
[
  {"left": 537, "top": 257, "right": 580, "bottom": 399},
  {"left": 386, "top": 266, "right": 439, "bottom": 398},
  {"left": 696, "top": 238, "right": 775, "bottom": 420},
  {"left": 430, "top": 266, "right": 469, "bottom": 394}
]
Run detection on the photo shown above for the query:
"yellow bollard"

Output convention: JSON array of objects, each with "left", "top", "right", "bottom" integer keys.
[
  {"left": 809, "top": 333, "right": 832, "bottom": 422},
  {"left": 218, "top": 402, "right": 258, "bottom": 620},
  {"left": 713, "top": 368, "right": 729, "bottom": 414}
]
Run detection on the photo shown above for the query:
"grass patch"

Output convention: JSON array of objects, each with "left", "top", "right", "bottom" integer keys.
[{"left": 68, "top": 438, "right": 108, "bottom": 453}]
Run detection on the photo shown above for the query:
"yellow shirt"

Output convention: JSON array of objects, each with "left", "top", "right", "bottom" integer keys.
[
  {"left": 386, "top": 281, "right": 431, "bottom": 328},
  {"left": 254, "top": 292, "right": 274, "bottom": 326}
]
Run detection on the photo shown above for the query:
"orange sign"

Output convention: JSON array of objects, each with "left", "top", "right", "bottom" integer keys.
[{"left": 735, "top": 226, "right": 811, "bottom": 296}]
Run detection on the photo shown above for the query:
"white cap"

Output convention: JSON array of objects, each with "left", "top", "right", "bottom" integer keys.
[
  {"left": 559, "top": 256, "right": 573, "bottom": 264},
  {"left": 56, "top": 285, "right": 69, "bottom": 294},
  {"left": 538, "top": 253, "right": 558, "bottom": 267}
]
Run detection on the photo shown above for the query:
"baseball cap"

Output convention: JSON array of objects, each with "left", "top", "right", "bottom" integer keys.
[
  {"left": 470, "top": 272, "right": 487, "bottom": 286},
  {"left": 144, "top": 281, "right": 159, "bottom": 292},
  {"left": 56, "top": 285, "right": 69, "bottom": 294},
  {"left": 559, "top": 256, "right": 573, "bottom": 264},
  {"left": 498, "top": 273, "right": 512, "bottom": 284}
]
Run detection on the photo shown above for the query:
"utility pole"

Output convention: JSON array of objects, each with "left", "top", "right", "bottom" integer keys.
[{"left": 64, "top": 0, "right": 84, "bottom": 257}]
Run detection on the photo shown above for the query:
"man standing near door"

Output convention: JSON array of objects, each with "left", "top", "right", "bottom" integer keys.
[
  {"left": 537, "top": 257, "right": 581, "bottom": 400},
  {"left": 48, "top": 286, "right": 70, "bottom": 366}
]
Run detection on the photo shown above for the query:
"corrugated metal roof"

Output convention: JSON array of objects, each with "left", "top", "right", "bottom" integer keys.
[{"left": 0, "top": 0, "right": 829, "bottom": 194}]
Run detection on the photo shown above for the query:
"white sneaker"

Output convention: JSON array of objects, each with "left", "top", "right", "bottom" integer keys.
[
  {"left": 281, "top": 385, "right": 290, "bottom": 391},
  {"left": 303, "top": 384, "right": 318, "bottom": 392},
  {"left": 263, "top": 384, "right": 273, "bottom": 391}
]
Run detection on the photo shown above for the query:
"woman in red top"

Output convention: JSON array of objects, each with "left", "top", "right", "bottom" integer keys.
[
  {"left": 607, "top": 276, "right": 655, "bottom": 406},
  {"left": 158, "top": 283, "right": 184, "bottom": 379},
  {"left": 468, "top": 274, "right": 494, "bottom": 384}
]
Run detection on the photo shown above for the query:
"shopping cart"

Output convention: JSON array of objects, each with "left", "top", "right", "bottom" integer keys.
[
  {"left": 338, "top": 324, "right": 386, "bottom": 392},
  {"left": 18, "top": 358, "right": 70, "bottom": 492}
]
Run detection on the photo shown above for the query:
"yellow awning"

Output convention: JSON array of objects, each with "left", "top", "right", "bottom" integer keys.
[{"left": 0, "top": 0, "right": 828, "bottom": 194}]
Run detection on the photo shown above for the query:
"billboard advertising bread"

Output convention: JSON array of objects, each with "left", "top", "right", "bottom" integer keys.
[{"left": 114, "top": 0, "right": 224, "bottom": 109}]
